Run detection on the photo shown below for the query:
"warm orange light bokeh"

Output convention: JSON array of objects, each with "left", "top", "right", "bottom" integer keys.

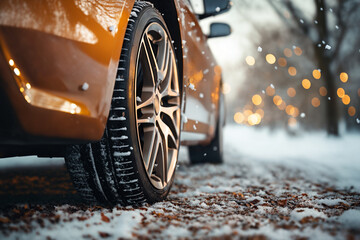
[
  {"left": 319, "top": 87, "right": 327, "bottom": 96},
  {"left": 358, "top": 89, "right": 360, "bottom": 97},
  {"left": 302, "top": 79, "right": 311, "bottom": 89},
  {"left": 244, "top": 109, "right": 253, "bottom": 117},
  {"left": 342, "top": 95, "right": 350, "bottom": 105},
  {"left": 278, "top": 57, "right": 287, "bottom": 67},
  {"left": 294, "top": 47, "right": 302, "bottom": 56},
  {"left": 337, "top": 88, "right": 345, "bottom": 98},
  {"left": 284, "top": 48, "right": 292, "bottom": 57},
  {"left": 273, "top": 95, "right": 282, "bottom": 106},
  {"left": 311, "top": 97, "right": 320, "bottom": 107},
  {"left": 234, "top": 112, "right": 245, "bottom": 124},
  {"left": 286, "top": 105, "right": 295, "bottom": 116},
  {"left": 288, "top": 67, "right": 297, "bottom": 76},
  {"left": 312, "top": 69, "right": 321, "bottom": 79},
  {"left": 287, "top": 87, "right": 296, "bottom": 97},
  {"left": 348, "top": 106, "right": 356, "bottom": 117},
  {"left": 292, "top": 107, "right": 299, "bottom": 117},
  {"left": 266, "top": 54, "right": 276, "bottom": 64},
  {"left": 266, "top": 86, "right": 275, "bottom": 96},
  {"left": 252, "top": 94, "right": 262, "bottom": 105},
  {"left": 248, "top": 113, "right": 262, "bottom": 126},
  {"left": 246, "top": 56, "right": 255, "bottom": 66},
  {"left": 277, "top": 101, "right": 286, "bottom": 110},
  {"left": 340, "top": 72, "right": 348, "bottom": 83}
]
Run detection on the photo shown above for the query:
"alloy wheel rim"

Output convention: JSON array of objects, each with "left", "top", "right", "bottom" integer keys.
[{"left": 135, "top": 22, "right": 180, "bottom": 190}]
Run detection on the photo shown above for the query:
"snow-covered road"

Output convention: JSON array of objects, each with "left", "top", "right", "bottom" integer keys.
[{"left": 0, "top": 125, "right": 359, "bottom": 239}]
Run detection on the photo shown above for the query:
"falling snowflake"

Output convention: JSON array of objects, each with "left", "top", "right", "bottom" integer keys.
[
  {"left": 325, "top": 45, "right": 332, "bottom": 50},
  {"left": 300, "top": 113, "right": 306, "bottom": 118},
  {"left": 257, "top": 46, "right": 263, "bottom": 52},
  {"left": 189, "top": 83, "right": 196, "bottom": 91}
]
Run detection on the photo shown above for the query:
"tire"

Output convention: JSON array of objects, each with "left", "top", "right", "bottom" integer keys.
[
  {"left": 65, "top": 2, "right": 182, "bottom": 205},
  {"left": 188, "top": 90, "right": 224, "bottom": 164}
]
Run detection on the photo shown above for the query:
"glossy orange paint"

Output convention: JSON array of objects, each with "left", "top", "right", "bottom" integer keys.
[
  {"left": 173, "top": 0, "right": 222, "bottom": 144},
  {"left": 0, "top": 0, "right": 222, "bottom": 147},
  {"left": 0, "top": 0, "right": 135, "bottom": 141}
]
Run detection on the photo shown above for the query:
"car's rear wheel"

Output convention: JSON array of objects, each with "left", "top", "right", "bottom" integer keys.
[
  {"left": 188, "top": 90, "right": 224, "bottom": 164},
  {"left": 65, "top": 2, "right": 181, "bottom": 205}
]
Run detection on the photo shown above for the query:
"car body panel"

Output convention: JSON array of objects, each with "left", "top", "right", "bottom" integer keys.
[
  {"left": 173, "top": 0, "right": 221, "bottom": 145},
  {"left": 0, "top": 0, "right": 135, "bottom": 142},
  {"left": 0, "top": 0, "right": 221, "bottom": 152}
]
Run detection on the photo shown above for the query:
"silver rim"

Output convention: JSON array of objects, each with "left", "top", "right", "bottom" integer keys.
[{"left": 135, "top": 22, "right": 180, "bottom": 190}]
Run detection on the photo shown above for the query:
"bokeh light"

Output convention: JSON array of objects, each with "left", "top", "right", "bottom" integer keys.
[
  {"left": 244, "top": 109, "right": 253, "bottom": 117},
  {"left": 288, "top": 67, "right": 297, "bottom": 76},
  {"left": 273, "top": 95, "right": 282, "bottom": 106},
  {"left": 246, "top": 56, "right": 255, "bottom": 66},
  {"left": 312, "top": 69, "right": 321, "bottom": 79},
  {"left": 340, "top": 72, "right": 348, "bottom": 83},
  {"left": 284, "top": 48, "right": 292, "bottom": 57},
  {"left": 293, "top": 47, "right": 302, "bottom": 56},
  {"left": 285, "top": 105, "right": 295, "bottom": 116},
  {"left": 266, "top": 54, "right": 276, "bottom": 64},
  {"left": 302, "top": 79, "right": 311, "bottom": 89},
  {"left": 342, "top": 95, "right": 350, "bottom": 105},
  {"left": 266, "top": 86, "right": 275, "bottom": 96},
  {"left": 234, "top": 112, "right": 245, "bottom": 124},
  {"left": 319, "top": 87, "right": 327, "bottom": 96},
  {"left": 292, "top": 107, "right": 300, "bottom": 117},
  {"left": 287, "top": 87, "right": 296, "bottom": 97},
  {"left": 248, "top": 113, "right": 262, "bottom": 125},
  {"left": 277, "top": 101, "right": 286, "bottom": 110},
  {"left": 278, "top": 57, "right": 287, "bottom": 67},
  {"left": 337, "top": 88, "right": 345, "bottom": 98},
  {"left": 311, "top": 97, "right": 320, "bottom": 107},
  {"left": 252, "top": 94, "right": 262, "bottom": 105},
  {"left": 348, "top": 106, "right": 356, "bottom": 117}
]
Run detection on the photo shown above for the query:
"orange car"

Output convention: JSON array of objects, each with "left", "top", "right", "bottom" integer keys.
[{"left": 0, "top": 0, "right": 230, "bottom": 205}]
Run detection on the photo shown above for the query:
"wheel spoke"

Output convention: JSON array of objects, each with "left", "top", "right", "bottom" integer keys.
[
  {"left": 146, "top": 129, "right": 160, "bottom": 175},
  {"left": 137, "top": 115, "right": 155, "bottom": 124},
  {"left": 141, "top": 35, "right": 158, "bottom": 86},
  {"left": 158, "top": 40, "right": 170, "bottom": 81},
  {"left": 158, "top": 118, "right": 178, "bottom": 149},
  {"left": 137, "top": 94, "right": 155, "bottom": 110},
  {"left": 158, "top": 134, "right": 168, "bottom": 185}
]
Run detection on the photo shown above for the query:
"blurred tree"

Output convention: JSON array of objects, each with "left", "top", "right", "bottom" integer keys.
[{"left": 267, "top": 0, "right": 360, "bottom": 135}]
